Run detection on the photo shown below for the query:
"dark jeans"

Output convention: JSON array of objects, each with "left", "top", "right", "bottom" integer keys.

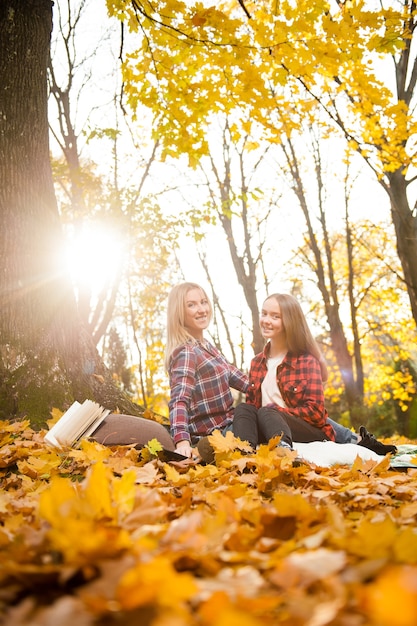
[{"left": 233, "top": 403, "right": 331, "bottom": 449}]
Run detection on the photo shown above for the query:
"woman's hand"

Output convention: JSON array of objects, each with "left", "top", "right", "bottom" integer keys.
[{"left": 175, "top": 440, "right": 193, "bottom": 458}]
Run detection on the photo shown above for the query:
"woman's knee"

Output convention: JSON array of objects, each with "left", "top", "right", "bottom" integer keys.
[
  {"left": 257, "top": 406, "right": 291, "bottom": 443},
  {"left": 234, "top": 403, "right": 258, "bottom": 420},
  {"left": 258, "top": 406, "right": 284, "bottom": 424}
]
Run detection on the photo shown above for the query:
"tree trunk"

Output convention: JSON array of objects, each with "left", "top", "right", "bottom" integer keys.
[
  {"left": 0, "top": 0, "right": 143, "bottom": 425},
  {"left": 283, "top": 136, "right": 364, "bottom": 420},
  {"left": 387, "top": 170, "right": 417, "bottom": 324}
]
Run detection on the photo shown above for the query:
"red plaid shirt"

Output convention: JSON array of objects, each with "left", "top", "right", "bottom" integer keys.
[
  {"left": 246, "top": 343, "right": 335, "bottom": 441},
  {"left": 168, "top": 340, "right": 249, "bottom": 445}
]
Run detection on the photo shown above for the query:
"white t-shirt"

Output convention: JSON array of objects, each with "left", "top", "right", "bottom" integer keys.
[{"left": 261, "top": 352, "right": 288, "bottom": 408}]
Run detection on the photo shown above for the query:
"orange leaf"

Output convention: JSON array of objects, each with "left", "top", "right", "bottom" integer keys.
[{"left": 363, "top": 565, "right": 417, "bottom": 626}]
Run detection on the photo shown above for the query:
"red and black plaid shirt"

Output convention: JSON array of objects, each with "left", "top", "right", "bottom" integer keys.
[{"left": 246, "top": 343, "right": 335, "bottom": 441}]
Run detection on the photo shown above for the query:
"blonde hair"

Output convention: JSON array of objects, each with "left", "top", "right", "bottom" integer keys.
[
  {"left": 164, "top": 282, "right": 213, "bottom": 370},
  {"left": 264, "top": 293, "right": 328, "bottom": 382}
]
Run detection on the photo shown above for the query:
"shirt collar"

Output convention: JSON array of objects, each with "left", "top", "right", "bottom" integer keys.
[{"left": 262, "top": 342, "right": 293, "bottom": 366}]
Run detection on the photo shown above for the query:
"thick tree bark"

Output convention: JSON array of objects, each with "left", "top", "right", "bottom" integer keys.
[
  {"left": 387, "top": 170, "right": 417, "bottom": 325},
  {"left": 0, "top": 0, "right": 143, "bottom": 424}
]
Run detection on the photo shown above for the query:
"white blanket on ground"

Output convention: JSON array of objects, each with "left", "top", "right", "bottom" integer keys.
[
  {"left": 293, "top": 441, "right": 417, "bottom": 468},
  {"left": 293, "top": 441, "right": 383, "bottom": 467}
]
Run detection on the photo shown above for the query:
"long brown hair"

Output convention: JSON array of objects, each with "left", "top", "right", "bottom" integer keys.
[
  {"left": 264, "top": 293, "right": 328, "bottom": 382},
  {"left": 164, "top": 282, "right": 213, "bottom": 370}
]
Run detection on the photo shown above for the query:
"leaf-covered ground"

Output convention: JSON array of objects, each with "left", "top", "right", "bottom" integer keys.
[{"left": 1, "top": 419, "right": 417, "bottom": 626}]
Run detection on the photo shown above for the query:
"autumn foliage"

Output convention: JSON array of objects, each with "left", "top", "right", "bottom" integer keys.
[{"left": 1, "top": 418, "right": 417, "bottom": 626}]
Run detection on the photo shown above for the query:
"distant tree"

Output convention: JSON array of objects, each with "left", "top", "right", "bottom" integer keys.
[
  {"left": 199, "top": 120, "right": 278, "bottom": 354},
  {"left": 292, "top": 213, "right": 416, "bottom": 430},
  {"left": 104, "top": 326, "right": 132, "bottom": 392},
  {"left": 275, "top": 127, "right": 368, "bottom": 423}
]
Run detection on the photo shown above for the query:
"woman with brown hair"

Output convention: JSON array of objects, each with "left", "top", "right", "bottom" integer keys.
[{"left": 232, "top": 293, "right": 396, "bottom": 456}]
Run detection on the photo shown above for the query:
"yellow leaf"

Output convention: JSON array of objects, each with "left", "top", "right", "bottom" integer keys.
[
  {"left": 208, "top": 429, "right": 252, "bottom": 454},
  {"left": 116, "top": 556, "right": 197, "bottom": 610},
  {"left": 145, "top": 437, "right": 164, "bottom": 455},
  {"left": 47, "top": 406, "right": 64, "bottom": 428},
  {"left": 164, "top": 463, "right": 190, "bottom": 486},
  {"left": 39, "top": 471, "right": 131, "bottom": 562},
  {"left": 349, "top": 515, "right": 398, "bottom": 559},
  {"left": 191, "top": 12, "right": 207, "bottom": 26},
  {"left": 82, "top": 461, "right": 114, "bottom": 519},
  {"left": 39, "top": 475, "right": 78, "bottom": 524},
  {"left": 272, "top": 492, "right": 320, "bottom": 521},
  {"left": 393, "top": 527, "right": 417, "bottom": 564},
  {"left": 16, "top": 452, "right": 61, "bottom": 479},
  {"left": 79, "top": 438, "right": 112, "bottom": 462},
  {"left": 111, "top": 470, "right": 137, "bottom": 517}
]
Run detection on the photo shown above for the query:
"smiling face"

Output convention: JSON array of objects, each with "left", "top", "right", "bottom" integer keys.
[
  {"left": 184, "top": 288, "right": 211, "bottom": 340},
  {"left": 260, "top": 296, "right": 287, "bottom": 347}
]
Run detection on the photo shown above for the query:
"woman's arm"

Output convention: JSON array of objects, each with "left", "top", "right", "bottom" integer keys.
[
  {"left": 168, "top": 345, "right": 197, "bottom": 446},
  {"left": 229, "top": 363, "right": 249, "bottom": 393}
]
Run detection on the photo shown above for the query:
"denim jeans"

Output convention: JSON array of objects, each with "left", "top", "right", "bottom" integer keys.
[{"left": 327, "top": 418, "right": 358, "bottom": 444}]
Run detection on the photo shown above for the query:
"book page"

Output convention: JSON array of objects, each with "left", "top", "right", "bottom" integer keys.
[
  {"left": 45, "top": 400, "right": 109, "bottom": 447},
  {"left": 77, "top": 405, "right": 110, "bottom": 441},
  {"left": 44, "top": 401, "right": 81, "bottom": 446}
]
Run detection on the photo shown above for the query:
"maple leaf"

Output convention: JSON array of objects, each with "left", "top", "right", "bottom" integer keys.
[
  {"left": 348, "top": 515, "right": 398, "bottom": 559},
  {"left": 191, "top": 12, "right": 207, "bottom": 27},
  {"left": 393, "top": 527, "right": 417, "bottom": 564},
  {"left": 79, "top": 439, "right": 112, "bottom": 463},
  {"left": 198, "top": 591, "right": 269, "bottom": 626},
  {"left": 16, "top": 452, "right": 62, "bottom": 479},
  {"left": 144, "top": 437, "right": 164, "bottom": 456},
  {"left": 82, "top": 462, "right": 115, "bottom": 519},
  {"left": 208, "top": 429, "right": 252, "bottom": 454},
  {"left": 131, "top": 461, "right": 160, "bottom": 484},
  {"left": 47, "top": 406, "right": 64, "bottom": 428},
  {"left": 163, "top": 463, "right": 190, "bottom": 486},
  {"left": 116, "top": 556, "right": 198, "bottom": 610}
]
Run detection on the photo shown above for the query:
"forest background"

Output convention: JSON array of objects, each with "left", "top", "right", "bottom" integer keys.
[
  {"left": 1, "top": 0, "right": 417, "bottom": 437},
  {"left": 3, "top": 3, "right": 417, "bottom": 625}
]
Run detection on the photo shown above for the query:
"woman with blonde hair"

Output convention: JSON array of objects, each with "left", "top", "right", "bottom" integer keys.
[
  {"left": 233, "top": 293, "right": 396, "bottom": 456},
  {"left": 166, "top": 282, "right": 248, "bottom": 458}
]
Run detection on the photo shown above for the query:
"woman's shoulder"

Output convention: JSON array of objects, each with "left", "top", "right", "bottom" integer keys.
[
  {"left": 170, "top": 341, "right": 198, "bottom": 362},
  {"left": 251, "top": 350, "right": 265, "bottom": 365}
]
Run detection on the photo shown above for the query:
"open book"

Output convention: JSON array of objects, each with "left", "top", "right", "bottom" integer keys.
[{"left": 44, "top": 400, "right": 110, "bottom": 448}]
